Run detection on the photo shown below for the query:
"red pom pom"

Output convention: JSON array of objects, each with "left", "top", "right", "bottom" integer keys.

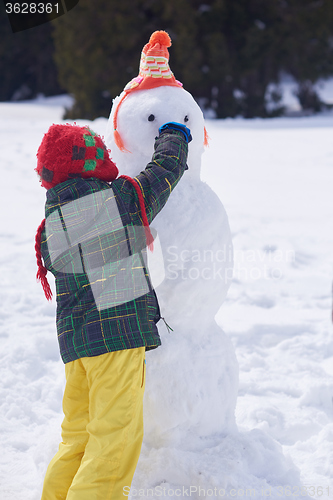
[{"left": 149, "top": 31, "right": 171, "bottom": 48}]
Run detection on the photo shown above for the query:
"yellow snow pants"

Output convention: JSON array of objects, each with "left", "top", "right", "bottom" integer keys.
[{"left": 41, "top": 347, "right": 146, "bottom": 500}]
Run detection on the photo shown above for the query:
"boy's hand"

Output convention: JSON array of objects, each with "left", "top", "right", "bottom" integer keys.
[{"left": 159, "top": 122, "right": 192, "bottom": 143}]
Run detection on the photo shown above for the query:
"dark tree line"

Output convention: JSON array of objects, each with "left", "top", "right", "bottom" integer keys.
[
  {"left": 0, "top": 2, "right": 63, "bottom": 101},
  {"left": 1, "top": 0, "right": 333, "bottom": 118}
]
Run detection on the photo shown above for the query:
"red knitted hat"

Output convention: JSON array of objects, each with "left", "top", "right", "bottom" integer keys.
[
  {"left": 36, "top": 123, "right": 119, "bottom": 189},
  {"left": 113, "top": 30, "right": 183, "bottom": 152}
]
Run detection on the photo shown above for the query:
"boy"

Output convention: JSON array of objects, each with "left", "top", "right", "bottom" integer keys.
[{"left": 35, "top": 121, "right": 191, "bottom": 499}]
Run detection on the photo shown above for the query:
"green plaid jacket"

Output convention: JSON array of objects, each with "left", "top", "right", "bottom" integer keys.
[{"left": 41, "top": 129, "right": 188, "bottom": 363}]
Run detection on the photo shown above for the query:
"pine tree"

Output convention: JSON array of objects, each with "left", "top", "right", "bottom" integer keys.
[
  {"left": 276, "top": 0, "right": 333, "bottom": 111},
  {"left": 194, "top": 0, "right": 285, "bottom": 117},
  {"left": 53, "top": 0, "right": 165, "bottom": 119},
  {"left": 0, "top": 4, "right": 63, "bottom": 101},
  {"left": 51, "top": 0, "right": 333, "bottom": 119}
]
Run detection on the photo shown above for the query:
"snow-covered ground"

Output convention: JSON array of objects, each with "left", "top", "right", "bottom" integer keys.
[
  {"left": 0, "top": 97, "right": 332, "bottom": 499},
  {"left": 203, "top": 116, "right": 333, "bottom": 490}
]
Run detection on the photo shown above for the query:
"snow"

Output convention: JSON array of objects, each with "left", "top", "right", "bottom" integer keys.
[
  {"left": 265, "top": 75, "right": 333, "bottom": 115},
  {"left": 0, "top": 96, "right": 333, "bottom": 498},
  {"left": 202, "top": 118, "right": 333, "bottom": 492}
]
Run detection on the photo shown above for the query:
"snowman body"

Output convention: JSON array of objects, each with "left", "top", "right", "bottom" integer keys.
[{"left": 106, "top": 86, "right": 238, "bottom": 450}]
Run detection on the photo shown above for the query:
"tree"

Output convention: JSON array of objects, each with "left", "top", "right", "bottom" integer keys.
[
  {"left": 51, "top": 0, "right": 333, "bottom": 119},
  {"left": 0, "top": 3, "right": 63, "bottom": 101},
  {"left": 52, "top": 0, "right": 168, "bottom": 119},
  {"left": 277, "top": 0, "right": 333, "bottom": 111}
]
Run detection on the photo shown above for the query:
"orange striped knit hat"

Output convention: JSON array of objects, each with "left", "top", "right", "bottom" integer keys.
[{"left": 113, "top": 30, "right": 183, "bottom": 152}]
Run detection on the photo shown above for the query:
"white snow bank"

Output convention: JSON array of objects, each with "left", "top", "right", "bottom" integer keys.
[{"left": 0, "top": 99, "right": 332, "bottom": 499}]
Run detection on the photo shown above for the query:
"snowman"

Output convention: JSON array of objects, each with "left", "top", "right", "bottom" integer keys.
[{"left": 106, "top": 31, "right": 238, "bottom": 451}]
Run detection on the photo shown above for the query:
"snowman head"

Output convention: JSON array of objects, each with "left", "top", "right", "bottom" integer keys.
[{"left": 106, "top": 31, "right": 208, "bottom": 179}]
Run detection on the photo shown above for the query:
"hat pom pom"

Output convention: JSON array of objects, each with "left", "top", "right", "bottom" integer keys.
[{"left": 149, "top": 31, "right": 171, "bottom": 48}]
